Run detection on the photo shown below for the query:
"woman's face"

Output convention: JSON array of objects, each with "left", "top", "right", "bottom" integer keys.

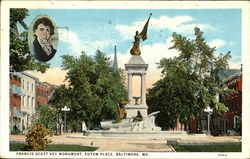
[{"left": 35, "top": 23, "right": 51, "bottom": 41}]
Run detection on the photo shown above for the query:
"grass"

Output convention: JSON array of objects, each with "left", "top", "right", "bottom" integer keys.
[
  {"left": 10, "top": 143, "right": 98, "bottom": 151},
  {"left": 10, "top": 143, "right": 27, "bottom": 151},
  {"left": 172, "top": 144, "right": 241, "bottom": 152}
]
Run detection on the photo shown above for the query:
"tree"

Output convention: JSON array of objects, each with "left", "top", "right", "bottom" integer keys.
[
  {"left": 49, "top": 84, "right": 71, "bottom": 134},
  {"left": 147, "top": 27, "right": 230, "bottom": 130},
  {"left": 50, "top": 50, "right": 126, "bottom": 128},
  {"left": 32, "top": 103, "right": 57, "bottom": 134},
  {"left": 10, "top": 8, "right": 49, "bottom": 73}
]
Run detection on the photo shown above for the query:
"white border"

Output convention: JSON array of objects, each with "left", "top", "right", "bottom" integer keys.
[{"left": 1, "top": 1, "right": 250, "bottom": 158}]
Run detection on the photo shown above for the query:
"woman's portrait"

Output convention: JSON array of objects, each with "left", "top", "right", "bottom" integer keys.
[{"left": 28, "top": 15, "right": 58, "bottom": 62}]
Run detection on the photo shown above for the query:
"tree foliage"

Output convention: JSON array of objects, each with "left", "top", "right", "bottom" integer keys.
[
  {"left": 10, "top": 8, "right": 49, "bottom": 73},
  {"left": 50, "top": 50, "right": 126, "bottom": 128},
  {"left": 49, "top": 84, "right": 71, "bottom": 111},
  {"left": 147, "top": 27, "right": 230, "bottom": 130},
  {"left": 32, "top": 103, "right": 57, "bottom": 134}
]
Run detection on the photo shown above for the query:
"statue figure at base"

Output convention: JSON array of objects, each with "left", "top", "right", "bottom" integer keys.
[
  {"left": 133, "top": 110, "right": 143, "bottom": 122},
  {"left": 117, "top": 99, "right": 129, "bottom": 123}
]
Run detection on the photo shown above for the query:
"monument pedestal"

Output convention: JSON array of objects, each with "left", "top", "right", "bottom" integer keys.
[
  {"left": 125, "top": 103, "right": 148, "bottom": 119},
  {"left": 125, "top": 55, "right": 149, "bottom": 119}
]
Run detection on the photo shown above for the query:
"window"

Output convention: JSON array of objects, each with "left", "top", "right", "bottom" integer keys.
[
  {"left": 234, "top": 116, "right": 239, "bottom": 129},
  {"left": 25, "top": 96, "right": 27, "bottom": 108},
  {"left": 22, "top": 95, "right": 25, "bottom": 107},
  {"left": 27, "top": 96, "right": 30, "bottom": 108},
  {"left": 32, "top": 97, "right": 35, "bottom": 109},
  {"left": 27, "top": 82, "right": 29, "bottom": 91},
  {"left": 32, "top": 83, "right": 34, "bottom": 92},
  {"left": 22, "top": 80, "right": 25, "bottom": 89}
]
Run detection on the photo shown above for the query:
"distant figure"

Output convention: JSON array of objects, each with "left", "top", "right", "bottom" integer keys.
[
  {"left": 117, "top": 99, "right": 129, "bottom": 123},
  {"left": 133, "top": 110, "right": 143, "bottom": 122},
  {"left": 33, "top": 17, "right": 56, "bottom": 62},
  {"left": 130, "top": 13, "right": 152, "bottom": 56},
  {"left": 82, "top": 121, "right": 87, "bottom": 136}
]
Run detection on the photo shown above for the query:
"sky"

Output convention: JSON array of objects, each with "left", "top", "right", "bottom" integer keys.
[{"left": 23, "top": 9, "right": 242, "bottom": 92}]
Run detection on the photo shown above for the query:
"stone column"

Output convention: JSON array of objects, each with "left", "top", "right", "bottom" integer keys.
[
  {"left": 128, "top": 73, "right": 133, "bottom": 103},
  {"left": 141, "top": 73, "right": 146, "bottom": 104}
]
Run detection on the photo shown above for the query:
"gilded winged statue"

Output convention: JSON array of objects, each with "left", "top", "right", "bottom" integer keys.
[{"left": 130, "top": 13, "right": 152, "bottom": 55}]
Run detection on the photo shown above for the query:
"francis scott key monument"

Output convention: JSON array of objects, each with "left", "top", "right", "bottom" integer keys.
[{"left": 86, "top": 14, "right": 187, "bottom": 139}]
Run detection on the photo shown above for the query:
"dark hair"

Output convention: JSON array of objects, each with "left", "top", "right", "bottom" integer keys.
[{"left": 33, "top": 17, "right": 55, "bottom": 35}]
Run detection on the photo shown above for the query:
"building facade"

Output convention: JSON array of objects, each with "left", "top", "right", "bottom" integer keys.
[
  {"left": 36, "top": 81, "right": 54, "bottom": 106},
  {"left": 188, "top": 72, "right": 242, "bottom": 135},
  {"left": 9, "top": 72, "right": 24, "bottom": 132},
  {"left": 221, "top": 72, "right": 242, "bottom": 134},
  {"left": 9, "top": 72, "right": 56, "bottom": 133},
  {"left": 20, "top": 72, "right": 38, "bottom": 131}
]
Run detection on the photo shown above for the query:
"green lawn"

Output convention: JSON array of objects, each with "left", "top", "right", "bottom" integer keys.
[
  {"left": 172, "top": 144, "right": 241, "bottom": 152},
  {"left": 10, "top": 143, "right": 98, "bottom": 151}
]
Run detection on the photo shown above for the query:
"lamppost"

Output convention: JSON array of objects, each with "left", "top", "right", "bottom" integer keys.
[
  {"left": 204, "top": 106, "right": 213, "bottom": 135},
  {"left": 61, "top": 106, "right": 70, "bottom": 133}
]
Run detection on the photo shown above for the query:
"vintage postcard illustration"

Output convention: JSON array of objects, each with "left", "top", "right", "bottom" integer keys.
[{"left": 1, "top": 1, "right": 250, "bottom": 159}]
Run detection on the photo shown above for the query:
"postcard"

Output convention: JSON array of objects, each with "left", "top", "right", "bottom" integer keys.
[{"left": 1, "top": 1, "right": 250, "bottom": 158}]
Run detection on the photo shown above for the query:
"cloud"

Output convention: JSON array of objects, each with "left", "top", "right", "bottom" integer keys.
[
  {"left": 141, "top": 37, "right": 179, "bottom": 66},
  {"left": 59, "top": 29, "right": 114, "bottom": 56},
  {"left": 27, "top": 68, "right": 67, "bottom": 86},
  {"left": 208, "top": 39, "right": 226, "bottom": 49},
  {"left": 59, "top": 29, "right": 83, "bottom": 56},
  {"left": 150, "top": 15, "right": 214, "bottom": 33},
  {"left": 229, "top": 61, "right": 241, "bottom": 69},
  {"left": 115, "top": 15, "right": 215, "bottom": 40}
]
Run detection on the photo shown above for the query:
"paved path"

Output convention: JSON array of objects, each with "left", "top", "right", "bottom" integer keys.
[
  {"left": 10, "top": 134, "right": 173, "bottom": 152},
  {"left": 95, "top": 139, "right": 173, "bottom": 152},
  {"left": 10, "top": 134, "right": 241, "bottom": 152}
]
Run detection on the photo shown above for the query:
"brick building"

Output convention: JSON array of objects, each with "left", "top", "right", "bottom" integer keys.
[
  {"left": 221, "top": 72, "right": 242, "bottom": 133},
  {"left": 36, "top": 81, "right": 54, "bottom": 106},
  {"left": 188, "top": 72, "right": 242, "bottom": 135},
  {"left": 9, "top": 72, "right": 56, "bottom": 133},
  {"left": 9, "top": 72, "right": 24, "bottom": 132}
]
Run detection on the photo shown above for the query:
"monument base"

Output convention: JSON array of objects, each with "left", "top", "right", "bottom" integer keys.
[
  {"left": 125, "top": 103, "right": 148, "bottom": 119},
  {"left": 86, "top": 130, "right": 187, "bottom": 140},
  {"left": 100, "top": 111, "right": 161, "bottom": 132}
]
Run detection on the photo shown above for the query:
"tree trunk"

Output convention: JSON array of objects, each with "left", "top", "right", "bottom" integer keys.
[
  {"left": 197, "top": 113, "right": 202, "bottom": 133},
  {"left": 184, "top": 121, "right": 189, "bottom": 132}
]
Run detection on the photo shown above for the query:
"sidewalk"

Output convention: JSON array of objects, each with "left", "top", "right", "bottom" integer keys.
[
  {"left": 10, "top": 134, "right": 241, "bottom": 152},
  {"left": 171, "top": 135, "right": 241, "bottom": 146},
  {"left": 10, "top": 134, "right": 173, "bottom": 152}
]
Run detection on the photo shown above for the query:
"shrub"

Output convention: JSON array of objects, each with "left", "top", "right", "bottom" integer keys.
[
  {"left": 25, "top": 123, "right": 52, "bottom": 151},
  {"left": 11, "top": 128, "right": 21, "bottom": 135}
]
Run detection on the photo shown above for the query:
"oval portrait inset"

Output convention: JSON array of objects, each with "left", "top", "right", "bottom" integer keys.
[{"left": 28, "top": 15, "right": 58, "bottom": 62}]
